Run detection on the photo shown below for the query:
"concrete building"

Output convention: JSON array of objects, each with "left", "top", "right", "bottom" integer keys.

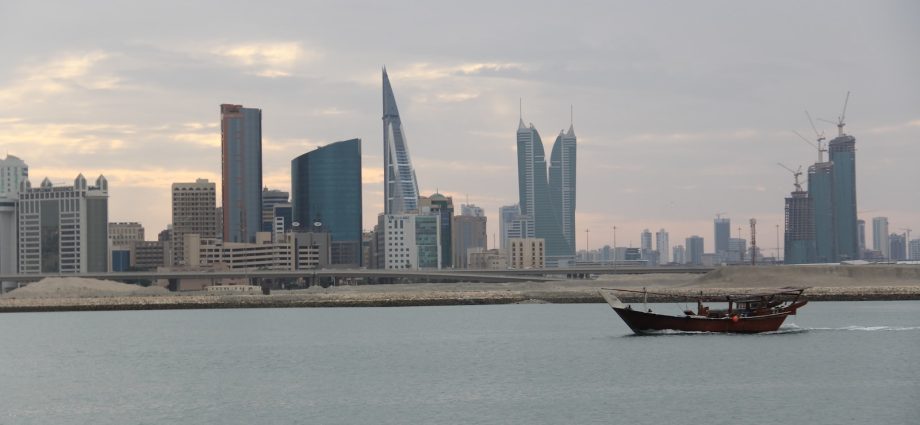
[
  {"left": 381, "top": 213, "right": 441, "bottom": 270},
  {"left": 382, "top": 69, "right": 420, "bottom": 214},
  {"left": 672, "top": 245, "right": 686, "bottom": 265},
  {"left": 420, "top": 193, "right": 454, "bottom": 268},
  {"left": 714, "top": 217, "right": 730, "bottom": 256},
  {"left": 261, "top": 188, "right": 289, "bottom": 232},
  {"left": 809, "top": 161, "right": 835, "bottom": 263},
  {"left": 132, "top": 241, "right": 167, "bottom": 271},
  {"left": 221, "top": 103, "right": 262, "bottom": 243},
  {"left": 292, "top": 139, "right": 363, "bottom": 267},
  {"left": 640, "top": 229, "right": 653, "bottom": 262},
  {"left": 685, "top": 236, "right": 704, "bottom": 266},
  {"left": 508, "top": 238, "right": 545, "bottom": 269},
  {"left": 727, "top": 238, "right": 747, "bottom": 264},
  {"left": 0, "top": 155, "right": 27, "bottom": 288},
  {"left": 18, "top": 174, "right": 109, "bottom": 274},
  {"left": 452, "top": 205, "right": 487, "bottom": 269},
  {"left": 872, "top": 217, "right": 889, "bottom": 260},
  {"left": 0, "top": 154, "right": 28, "bottom": 196},
  {"left": 499, "top": 204, "right": 533, "bottom": 250},
  {"left": 468, "top": 248, "right": 507, "bottom": 270},
  {"left": 655, "top": 229, "right": 669, "bottom": 264},
  {"left": 109, "top": 222, "right": 144, "bottom": 247},
  {"left": 857, "top": 219, "right": 866, "bottom": 259},
  {"left": 171, "top": 179, "right": 218, "bottom": 266},
  {"left": 183, "top": 231, "right": 329, "bottom": 270}
]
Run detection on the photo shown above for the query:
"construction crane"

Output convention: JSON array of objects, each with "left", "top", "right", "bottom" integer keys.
[
  {"left": 902, "top": 228, "right": 913, "bottom": 243},
  {"left": 715, "top": 212, "right": 727, "bottom": 220},
  {"left": 793, "top": 130, "right": 827, "bottom": 163},
  {"left": 819, "top": 91, "right": 851, "bottom": 137},
  {"left": 777, "top": 163, "right": 804, "bottom": 192}
]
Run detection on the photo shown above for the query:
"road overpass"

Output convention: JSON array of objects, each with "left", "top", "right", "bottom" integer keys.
[{"left": 0, "top": 266, "right": 714, "bottom": 284}]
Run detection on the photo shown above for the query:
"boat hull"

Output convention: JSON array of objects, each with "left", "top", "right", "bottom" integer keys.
[{"left": 613, "top": 307, "right": 790, "bottom": 334}]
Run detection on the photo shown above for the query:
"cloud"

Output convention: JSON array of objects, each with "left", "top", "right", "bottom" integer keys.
[
  {"left": 212, "top": 42, "right": 315, "bottom": 78},
  {"left": 0, "top": 51, "right": 118, "bottom": 103},
  {"left": 391, "top": 62, "right": 526, "bottom": 81},
  {"left": 0, "top": 120, "right": 132, "bottom": 154}
]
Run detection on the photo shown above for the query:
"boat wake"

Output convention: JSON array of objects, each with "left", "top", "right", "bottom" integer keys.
[{"left": 804, "top": 325, "right": 920, "bottom": 332}]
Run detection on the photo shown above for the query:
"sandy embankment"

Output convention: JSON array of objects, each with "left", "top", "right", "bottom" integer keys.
[{"left": 1, "top": 265, "right": 919, "bottom": 312}]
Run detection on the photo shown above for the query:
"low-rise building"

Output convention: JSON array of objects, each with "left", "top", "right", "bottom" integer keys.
[{"left": 508, "top": 238, "right": 545, "bottom": 269}]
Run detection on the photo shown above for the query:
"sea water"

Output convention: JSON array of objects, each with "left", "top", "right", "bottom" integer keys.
[{"left": 1, "top": 301, "right": 918, "bottom": 424}]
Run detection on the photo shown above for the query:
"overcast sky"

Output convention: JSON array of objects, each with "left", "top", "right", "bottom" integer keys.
[{"left": 1, "top": 0, "right": 918, "bottom": 254}]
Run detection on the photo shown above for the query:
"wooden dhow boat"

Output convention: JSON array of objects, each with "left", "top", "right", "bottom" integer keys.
[{"left": 600, "top": 288, "right": 808, "bottom": 335}]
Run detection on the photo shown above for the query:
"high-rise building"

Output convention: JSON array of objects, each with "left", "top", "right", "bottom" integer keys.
[
  {"left": 382, "top": 68, "right": 420, "bottom": 214},
  {"left": 499, "top": 204, "right": 533, "bottom": 250},
  {"left": 655, "top": 229, "right": 669, "bottom": 264},
  {"left": 640, "top": 229, "right": 652, "bottom": 261},
  {"left": 549, "top": 125, "right": 577, "bottom": 258},
  {"left": 517, "top": 118, "right": 571, "bottom": 265},
  {"left": 381, "top": 214, "right": 440, "bottom": 269},
  {"left": 171, "top": 179, "right": 219, "bottom": 266},
  {"left": 909, "top": 239, "right": 920, "bottom": 261},
  {"left": 1, "top": 155, "right": 28, "bottom": 196},
  {"left": 452, "top": 204, "right": 487, "bottom": 268},
  {"left": 18, "top": 174, "right": 109, "bottom": 274},
  {"left": 857, "top": 219, "right": 866, "bottom": 258},
  {"left": 672, "top": 245, "right": 686, "bottom": 265},
  {"left": 784, "top": 188, "right": 815, "bottom": 264},
  {"left": 220, "top": 103, "right": 262, "bottom": 243},
  {"left": 828, "top": 133, "right": 858, "bottom": 260},
  {"left": 714, "top": 217, "right": 730, "bottom": 255},
  {"left": 872, "top": 217, "right": 889, "bottom": 259},
  {"left": 685, "top": 236, "right": 704, "bottom": 266},
  {"left": 889, "top": 233, "right": 906, "bottom": 261},
  {"left": 292, "top": 139, "right": 363, "bottom": 266},
  {"left": 261, "top": 188, "right": 289, "bottom": 232},
  {"left": 727, "top": 238, "right": 748, "bottom": 264},
  {"left": 0, "top": 155, "right": 26, "bottom": 286},
  {"left": 420, "top": 194, "right": 454, "bottom": 268},
  {"left": 809, "top": 162, "right": 835, "bottom": 263}
]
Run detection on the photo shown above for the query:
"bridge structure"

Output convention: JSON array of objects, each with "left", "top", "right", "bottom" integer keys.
[{"left": 0, "top": 266, "right": 715, "bottom": 285}]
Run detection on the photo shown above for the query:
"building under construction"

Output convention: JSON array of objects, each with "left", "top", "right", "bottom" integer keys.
[{"left": 785, "top": 189, "right": 816, "bottom": 264}]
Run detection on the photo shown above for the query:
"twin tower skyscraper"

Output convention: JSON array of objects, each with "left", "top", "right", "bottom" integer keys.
[{"left": 383, "top": 67, "right": 577, "bottom": 264}]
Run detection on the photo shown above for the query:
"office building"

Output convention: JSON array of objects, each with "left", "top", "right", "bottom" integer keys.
[
  {"left": 1, "top": 155, "right": 28, "bottom": 196},
  {"left": 261, "top": 188, "right": 289, "bottom": 232},
  {"left": 714, "top": 217, "right": 730, "bottom": 255},
  {"left": 549, "top": 125, "right": 577, "bottom": 258},
  {"left": 672, "top": 245, "right": 686, "bottom": 265},
  {"left": 292, "top": 139, "right": 363, "bottom": 266},
  {"left": 171, "top": 179, "right": 219, "bottom": 266},
  {"left": 109, "top": 222, "right": 145, "bottom": 247},
  {"left": 0, "top": 155, "right": 27, "bottom": 286},
  {"left": 889, "top": 234, "right": 906, "bottom": 261},
  {"left": 828, "top": 133, "right": 858, "bottom": 261},
  {"left": 809, "top": 162, "right": 835, "bottom": 262},
  {"left": 221, "top": 103, "right": 262, "bottom": 243},
  {"left": 655, "top": 229, "right": 669, "bottom": 264},
  {"left": 381, "top": 213, "right": 440, "bottom": 270},
  {"left": 499, "top": 204, "right": 533, "bottom": 250},
  {"left": 132, "top": 241, "right": 166, "bottom": 271},
  {"left": 727, "top": 238, "right": 748, "bottom": 264},
  {"left": 640, "top": 229, "right": 652, "bottom": 262},
  {"left": 183, "top": 232, "right": 329, "bottom": 271},
  {"left": 685, "top": 236, "right": 704, "bottom": 266},
  {"left": 452, "top": 205, "right": 487, "bottom": 269},
  {"left": 18, "top": 174, "right": 109, "bottom": 274},
  {"left": 784, "top": 188, "right": 815, "bottom": 264},
  {"left": 872, "top": 217, "right": 889, "bottom": 260},
  {"left": 420, "top": 193, "right": 453, "bottom": 268},
  {"left": 857, "top": 219, "right": 866, "bottom": 258},
  {"left": 517, "top": 118, "right": 571, "bottom": 265},
  {"left": 909, "top": 239, "right": 920, "bottom": 261},
  {"left": 508, "top": 238, "right": 545, "bottom": 269},
  {"left": 382, "top": 68, "right": 420, "bottom": 214},
  {"left": 468, "top": 248, "right": 507, "bottom": 270}
]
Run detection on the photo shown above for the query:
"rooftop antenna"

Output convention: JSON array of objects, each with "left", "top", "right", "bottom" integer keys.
[
  {"left": 777, "top": 163, "right": 804, "bottom": 192},
  {"left": 519, "top": 97, "right": 522, "bottom": 121},
  {"left": 715, "top": 212, "right": 727, "bottom": 220},
  {"left": 570, "top": 104, "right": 573, "bottom": 127},
  {"left": 819, "top": 91, "right": 850, "bottom": 137},
  {"left": 793, "top": 130, "right": 826, "bottom": 163}
]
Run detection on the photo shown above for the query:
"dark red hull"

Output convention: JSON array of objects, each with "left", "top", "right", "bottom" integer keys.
[{"left": 613, "top": 307, "right": 790, "bottom": 334}]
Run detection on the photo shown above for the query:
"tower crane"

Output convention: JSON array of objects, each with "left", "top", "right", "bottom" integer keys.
[
  {"left": 777, "top": 163, "right": 804, "bottom": 192},
  {"left": 793, "top": 130, "right": 827, "bottom": 163},
  {"left": 819, "top": 91, "right": 850, "bottom": 137},
  {"left": 902, "top": 228, "right": 912, "bottom": 243}
]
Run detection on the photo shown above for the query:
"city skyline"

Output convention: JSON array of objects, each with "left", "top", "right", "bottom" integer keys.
[{"left": 1, "top": 1, "right": 918, "bottom": 254}]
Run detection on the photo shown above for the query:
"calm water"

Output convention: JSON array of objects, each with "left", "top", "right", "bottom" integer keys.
[{"left": 1, "top": 301, "right": 918, "bottom": 425}]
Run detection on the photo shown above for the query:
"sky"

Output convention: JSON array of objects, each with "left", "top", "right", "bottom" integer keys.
[{"left": 1, "top": 0, "right": 919, "bottom": 256}]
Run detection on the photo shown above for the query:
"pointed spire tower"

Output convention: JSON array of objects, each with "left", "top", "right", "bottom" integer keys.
[
  {"left": 549, "top": 106, "right": 577, "bottom": 256},
  {"left": 382, "top": 67, "right": 420, "bottom": 214}
]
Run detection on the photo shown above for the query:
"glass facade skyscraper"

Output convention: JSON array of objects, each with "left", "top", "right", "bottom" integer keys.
[
  {"left": 549, "top": 126, "right": 576, "bottom": 256},
  {"left": 808, "top": 162, "right": 835, "bottom": 263},
  {"left": 292, "top": 138, "right": 363, "bottom": 266},
  {"left": 714, "top": 217, "right": 730, "bottom": 255},
  {"left": 221, "top": 104, "right": 262, "bottom": 243},
  {"left": 828, "top": 134, "right": 858, "bottom": 260},
  {"left": 382, "top": 68, "right": 420, "bottom": 214}
]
